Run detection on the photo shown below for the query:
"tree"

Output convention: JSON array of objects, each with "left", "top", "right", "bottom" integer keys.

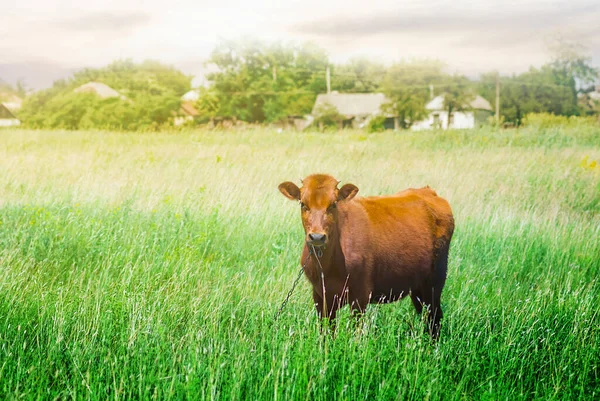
[
  {"left": 331, "top": 58, "right": 385, "bottom": 93},
  {"left": 546, "top": 34, "right": 598, "bottom": 90},
  {"left": 71, "top": 59, "right": 191, "bottom": 98},
  {"left": 194, "top": 87, "right": 220, "bottom": 123},
  {"left": 478, "top": 67, "right": 582, "bottom": 126},
  {"left": 312, "top": 102, "right": 344, "bottom": 130},
  {"left": 476, "top": 36, "right": 599, "bottom": 126},
  {"left": 441, "top": 75, "right": 474, "bottom": 128},
  {"left": 380, "top": 60, "right": 446, "bottom": 129},
  {"left": 205, "top": 39, "right": 329, "bottom": 123}
]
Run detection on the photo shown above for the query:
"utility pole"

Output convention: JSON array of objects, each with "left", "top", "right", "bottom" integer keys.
[
  {"left": 326, "top": 66, "right": 331, "bottom": 94},
  {"left": 429, "top": 84, "right": 434, "bottom": 100},
  {"left": 495, "top": 74, "right": 500, "bottom": 126},
  {"left": 273, "top": 66, "right": 277, "bottom": 82}
]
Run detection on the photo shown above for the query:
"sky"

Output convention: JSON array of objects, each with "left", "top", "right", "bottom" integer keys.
[{"left": 1, "top": 0, "right": 599, "bottom": 89}]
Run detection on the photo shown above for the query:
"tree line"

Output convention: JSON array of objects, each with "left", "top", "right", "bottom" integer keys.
[
  {"left": 2, "top": 37, "right": 598, "bottom": 131},
  {"left": 197, "top": 37, "right": 598, "bottom": 128},
  {"left": 7, "top": 60, "right": 191, "bottom": 131}
]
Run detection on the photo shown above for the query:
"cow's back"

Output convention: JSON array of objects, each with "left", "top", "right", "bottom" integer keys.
[
  {"left": 399, "top": 187, "right": 454, "bottom": 246},
  {"left": 338, "top": 187, "right": 454, "bottom": 300}
]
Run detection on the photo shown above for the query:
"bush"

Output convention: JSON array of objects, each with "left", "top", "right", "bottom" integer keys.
[
  {"left": 313, "top": 102, "right": 344, "bottom": 130},
  {"left": 366, "top": 115, "right": 386, "bottom": 133},
  {"left": 522, "top": 113, "right": 598, "bottom": 129}
]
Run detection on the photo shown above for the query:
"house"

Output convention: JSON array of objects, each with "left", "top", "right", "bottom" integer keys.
[
  {"left": 73, "top": 82, "right": 126, "bottom": 100},
  {"left": 181, "top": 89, "right": 200, "bottom": 102},
  {"left": 412, "top": 94, "right": 493, "bottom": 130},
  {"left": 173, "top": 89, "right": 202, "bottom": 126},
  {"left": 174, "top": 101, "right": 200, "bottom": 126},
  {"left": 0, "top": 94, "right": 22, "bottom": 112},
  {"left": 311, "top": 92, "right": 395, "bottom": 129},
  {"left": 0, "top": 103, "right": 20, "bottom": 127}
]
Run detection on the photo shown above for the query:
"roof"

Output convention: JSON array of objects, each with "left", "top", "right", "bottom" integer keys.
[
  {"left": 312, "top": 92, "right": 389, "bottom": 117},
  {"left": 470, "top": 95, "right": 493, "bottom": 111},
  {"left": 181, "top": 101, "right": 199, "bottom": 116},
  {"left": 73, "top": 82, "right": 124, "bottom": 99},
  {"left": 426, "top": 94, "right": 493, "bottom": 111},
  {"left": 0, "top": 104, "right": 17, "bottom": 119},
  {"left": 0, "top": 93, "right": 22, "bottom": 107}
]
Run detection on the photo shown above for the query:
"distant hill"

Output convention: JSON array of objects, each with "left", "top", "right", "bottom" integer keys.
[{"left": 0, "top": 61, "right": 74, "bottom": 90}]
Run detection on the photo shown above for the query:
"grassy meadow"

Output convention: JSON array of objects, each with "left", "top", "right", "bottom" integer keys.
[{"left": 0, "top": 126, "right": 599, "bottom": 400}]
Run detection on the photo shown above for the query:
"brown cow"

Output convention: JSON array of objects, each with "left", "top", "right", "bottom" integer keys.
[{"left": 278, "top": 174, "right": 454, "bottom": 339}]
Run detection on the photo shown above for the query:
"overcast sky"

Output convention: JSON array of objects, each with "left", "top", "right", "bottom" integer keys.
[{"left": 2, "top": 0, "right": 599, "bottom": 89}]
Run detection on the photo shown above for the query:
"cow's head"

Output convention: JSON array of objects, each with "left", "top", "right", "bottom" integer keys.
[{"left": 279, "top": 174, "right": 358, "bottom": 247}]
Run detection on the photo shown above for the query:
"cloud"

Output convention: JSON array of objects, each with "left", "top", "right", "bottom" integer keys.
[
  {"left": 292, "top": 3, "right": 600, "bottom": 48},
  {"left": 287, "top": 1, "right": 600, "bottom": 74},
  {"left": 53, "top": 11, "right": 153, "bottom": 33}
]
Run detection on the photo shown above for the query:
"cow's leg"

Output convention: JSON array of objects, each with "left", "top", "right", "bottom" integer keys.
[
  {"left": 427, "top": 286, "right": 444, "bottom": 340},
  {"left": 410, "top": 291, "right": 424, "bottom": 315},
  {"left": 429, "top": 244, "right": 449, "bottom": 340},
  {"left": 420, "top": 246, "right": 449, "bottom": 340},
  {"left": 414, "top": 284, "right": 441, "bottom": 340}
]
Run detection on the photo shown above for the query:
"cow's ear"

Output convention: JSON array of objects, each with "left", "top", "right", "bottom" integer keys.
[
  {"left": 278, "top": 181, "right": 301, "bottom": 200},
  {"left": 338, "top": 183, "right": 358, "bottom": 201}
]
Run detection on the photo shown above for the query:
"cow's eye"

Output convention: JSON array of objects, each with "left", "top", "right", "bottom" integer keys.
[
  {"left": 327, "top": 202, "right": 337, "bottom": 211},
  {"left": 300, "top": 202, "right": 309, "bottom": 211}
]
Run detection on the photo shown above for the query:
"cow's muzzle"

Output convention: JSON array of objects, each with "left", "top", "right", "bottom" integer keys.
[{"left": 307, "top": 232, "right": 327, "bottom": 247}]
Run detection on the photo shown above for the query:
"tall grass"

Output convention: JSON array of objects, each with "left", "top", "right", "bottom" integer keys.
[{"left": 0, "top": 126, "right": 599, "bottom": 400}]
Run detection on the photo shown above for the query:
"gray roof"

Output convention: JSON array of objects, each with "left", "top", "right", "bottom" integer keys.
[
  {"left": 0, "top": 103, "right": 17, "bottom": 119},
  {"left": 426, "top": 94, "right": 493, "bottom": 111},
  {"left": 74, "top": 82, "right": 124, "bottom": 99},
  {"left": 469, "top": 95, "right": 493, "bottom": 111},
  {"left": 0, "top": 94, "right": 22, "bottom": 111},
  {"left": 312, "top": 92, "right": 389, "bottom": 117}
]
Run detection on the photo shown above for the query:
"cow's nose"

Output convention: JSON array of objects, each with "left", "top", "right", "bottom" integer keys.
[{"left": 308, "top": 233, "right": 326, "bottom": 243}]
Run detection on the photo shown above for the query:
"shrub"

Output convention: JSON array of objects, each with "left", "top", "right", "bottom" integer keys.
[
  {"left": 366, "top": 115, "right": 386, "bottom": 133},
  {"left": 522, "top": 112, "right": 598, "bottom": 129}
]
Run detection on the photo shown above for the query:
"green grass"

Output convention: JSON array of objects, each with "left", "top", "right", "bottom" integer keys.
[{"left": 0, "top": 126, "right": 599, "bottom": 400}]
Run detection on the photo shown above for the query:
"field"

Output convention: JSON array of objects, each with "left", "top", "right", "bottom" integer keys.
[{"left": 0, "top": 126, "right": 599, "bottom": 400}]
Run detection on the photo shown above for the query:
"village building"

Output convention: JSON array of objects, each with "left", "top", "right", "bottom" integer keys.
[
  {"left": 0, "top": 103, "right": 20, "bottom": 127},
  {"left": 174, "top": 100, "right": 200, "bottom": 126},
  {"left": 73, "top": 82, "right": 126, "bottom": 100},
  {"left": 311, "top": 92, "right": 395, "bottom": 129},
  {"left": 412, "top": 94, "right": 493, "bottom": 130},
  {"left": 0, "top": 94, "right": 23, "bottom": 112},
  {"left": 181, "top": 90, "right": 200, "bottom": 102}
]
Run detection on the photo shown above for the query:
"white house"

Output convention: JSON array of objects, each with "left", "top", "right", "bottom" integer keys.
[
  {"left": 0, "top": 103, "right": 20, "bottom": 127},
  {"left": 412, "top": 94, "right": 493, "bottom": 130},
  {"left": 181, "top": 89, "right": 200, "bottom": 102}
]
